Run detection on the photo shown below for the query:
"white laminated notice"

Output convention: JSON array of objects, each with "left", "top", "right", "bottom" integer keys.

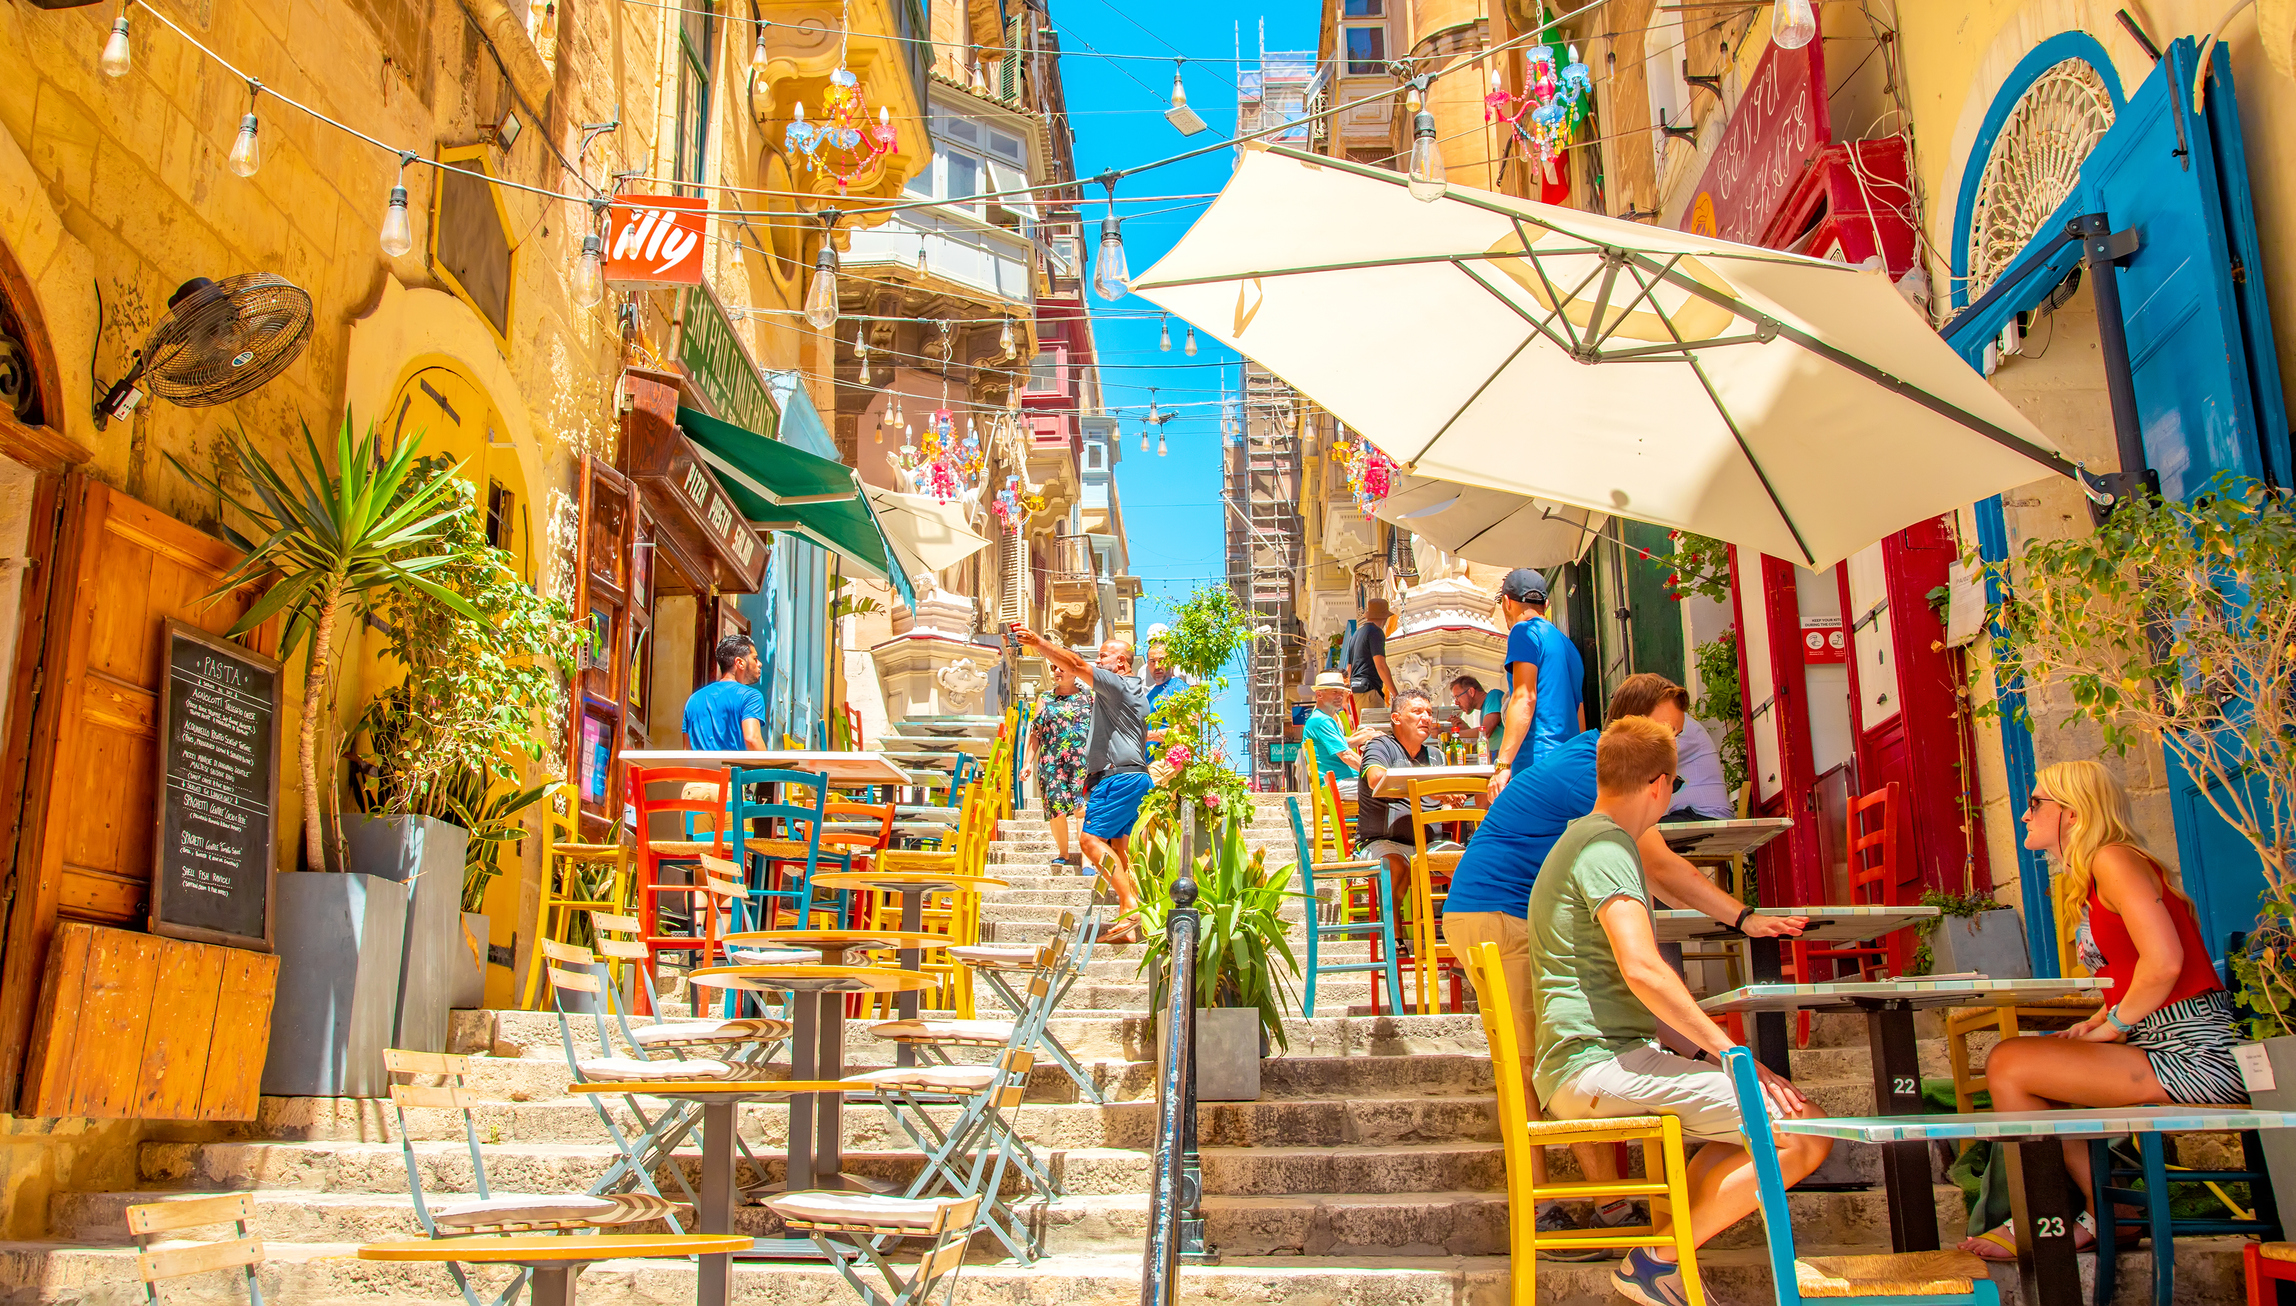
[{"left": 2236, "top": 1043, "right": 2277, "bottom": 1093}]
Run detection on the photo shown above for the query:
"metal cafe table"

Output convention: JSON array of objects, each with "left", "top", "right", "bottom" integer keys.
[
  {"left": 1700, "top": 974, "right": 2110, "bottom": 1255},
  {"left": 1364, "top": 764, "right": 1495, "bottom": 798},
  {"left": 1775, "top": 1105, "right": 2296, "bottom": 1306},
  {"left": 806, "top": 870, "right": 1010, "bottom": 1066},
  {"left": 1655, "top": 904, "right": 1941, "bottom": 1073},
  {"left": 619, "top": 749, "right": 914, "bottom": 792}
]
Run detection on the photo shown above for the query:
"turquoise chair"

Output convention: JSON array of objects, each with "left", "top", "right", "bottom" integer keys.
[
  {"left": 1282, "top": 796, "right": 1404, "bottom": 1018},
  {"left": 1721, "top": 1047, "right": 1999, "bottom": 1306},
  {"left": 726, "top": 767, "right": 834, "bottom": 937}
]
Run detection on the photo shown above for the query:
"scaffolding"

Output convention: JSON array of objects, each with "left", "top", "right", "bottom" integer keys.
[{"left": 1224, "top": 367, "right": 1305, "bottom": 790}]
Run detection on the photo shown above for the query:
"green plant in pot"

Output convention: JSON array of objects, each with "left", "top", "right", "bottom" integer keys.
[
  {"left": 1133, "top": 811, "right": 1299, "bottom": 1101},
  {"left": 1140, "top": 584, "right": 1256, "bottom": 833},
  {"left": 1980, "top": 475, "right": 2296, "bottom": 1209}
]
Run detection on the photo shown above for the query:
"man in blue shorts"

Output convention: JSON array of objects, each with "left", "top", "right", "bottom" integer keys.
[
  {"left": 1013, "top": 622, "right": 1151, "bottom": 943},
  {"left": 1488, "top": 569, "right": 1584, "bottom": 799}
]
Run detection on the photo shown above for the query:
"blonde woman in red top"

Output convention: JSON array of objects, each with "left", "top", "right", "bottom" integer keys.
[{"left": 1961, "top": 759, "right": 2247, "bottom": 1259}]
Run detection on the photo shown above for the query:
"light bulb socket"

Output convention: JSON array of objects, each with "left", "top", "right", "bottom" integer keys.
[
  {"left": 238, "top": 113, "right": 259, "bottom": 137},
  {"left": 388, "top": 184, "right": 408, "bottom": 209},
  {"left": 1413, "top": 110, "right": 1437, "bottom": 140}
]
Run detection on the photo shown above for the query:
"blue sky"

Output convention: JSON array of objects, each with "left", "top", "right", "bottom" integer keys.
[{"left": 1056, "top": 0, "right": 1317, "bottom": 764}]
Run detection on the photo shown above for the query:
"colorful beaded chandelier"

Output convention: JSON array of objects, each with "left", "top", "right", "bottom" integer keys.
[
  {"left": 1336, "top": 435, "right": 1397, "bottom": 516},
  {"left": 783, "top": 7, "right": 899, "bottom": 191},
  {"left": 1486, "top": 20, "right": 1592, "bottom": 179}
]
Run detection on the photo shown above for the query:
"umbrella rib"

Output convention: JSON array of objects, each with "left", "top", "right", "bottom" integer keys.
[
  {"left": 1513, "top": 220, "right": 1594, "bottom": 353},
  {"left": 1587, "top": 256, "right": 1687, "bottom": 355},
  {"left": 1624, "top": 250, "right": 2081, "bottom": 480},
  {"left": 1456, "top": 261, "right": 1582, "bottom": 357},
  {"left": 1134, "top": 244, "right": 1609, "bottom": 292},
  {"left": 1408, "top": 319, "right": 1546, "bottom": 467},
  {"left": 1682, "top": 351, "right": 1815, "bottom": 566}
]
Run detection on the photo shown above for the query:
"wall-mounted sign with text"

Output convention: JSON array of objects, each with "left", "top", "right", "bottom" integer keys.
[
  {"left": 1679, "top": 33, "right": 1830, "bottom": 246},
  {"left": 606, "top": 195, "right": 707, "bottom": 285}
]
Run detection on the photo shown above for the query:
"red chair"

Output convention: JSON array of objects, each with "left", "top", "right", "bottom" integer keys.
[
  {"left": 629, "top": 766, "right": 737, "bottom": 1010},
  {"left": 1781, "top": 781, "right": 1904, "bottom": 1044}
]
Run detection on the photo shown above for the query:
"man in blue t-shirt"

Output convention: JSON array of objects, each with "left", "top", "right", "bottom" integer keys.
[
  {"left": 1441, "top": 672, "right": 1807, "bottom": 1253},
  {"left": 1448, "top": 674, "right": 1505, "bottom": 758},
  {"left": 1302, "top": 671, "right": 1377, "bottom": 797},
  {"left": 682, "top": 635, "right": 769, "bottom": 751},
  {"left": 1489, "top": 568, "right": 1584, "bottom": 800}
]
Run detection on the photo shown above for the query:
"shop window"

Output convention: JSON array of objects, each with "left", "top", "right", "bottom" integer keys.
[
  {"left": 1344, "top": 27, "right": 1385, "bottom": 75},
  {"left": 1025, "top": 347, "right": 1067, "bottom": 396},
  {"left": 675, "top": 2, "right": 716, "bottom": 196}
]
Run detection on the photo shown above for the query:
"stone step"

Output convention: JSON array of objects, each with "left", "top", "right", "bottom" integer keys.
[{"left": 0, "top": 1238, "right": 2252, "bottom": 1306}]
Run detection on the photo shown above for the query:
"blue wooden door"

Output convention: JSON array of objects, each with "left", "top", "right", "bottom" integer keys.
[{"left": 2081, "top": 38, "right": 2290, "bottom": 958}]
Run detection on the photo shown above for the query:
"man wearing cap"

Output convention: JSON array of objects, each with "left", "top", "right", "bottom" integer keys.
[
  {"left": 1343, "top": 597, "right": 1395, "bottom": 712},
  {"left": 1302, "top": 671, "right": 1379, "bottom": 800},
  {"left": 1489, "top": 568, "right": 1584, "bottom": 800}
]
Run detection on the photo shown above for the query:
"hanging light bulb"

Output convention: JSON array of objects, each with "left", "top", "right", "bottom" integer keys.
[
  {"left": 804, "top": 215, "right": 840, "bottom": 330},
  {"left": 1159, "top": 316, "right": 1172, "bottom": 352},
  {"left": 1094, "top": 182, "right": 1129, "bottom": 301},
  {"left": 1769, "top": 0, "right": 1817, "bottom": 49},
  {"left": 999, "top": 317, "right": 1016, "bottom": 358},
  {"left": 379, "top": 158, "right": 415, "bottom": 257},
  {"left": 1183, "top": 327, "right": 1198, "bottom": 357},
  {"left": 857, "top": 354, "right": 871, "bottom": 386},
  {"left": 99, "top": 8, "right": 132, "bottom": 77},
  {"left": 1406, "top": 109, "right": 1446, "bottom": 202},
  {"left": 1157, "top": 433, "right": 1168, "bottom": 457},
  {"left": 228, "top": 112, "right": 261, "bottom": 178},
  {"left": 571, "top": 234, "right": 605, "bottom": 308},
  {"left": 752, "top": 22, "right": 769, "bottom": 65},
  {"left": 915, "top": 240, "right": 929, "bottom": 275},
  {"left": 1140, "top": 425, "right": 1150, "bottom": 454}
]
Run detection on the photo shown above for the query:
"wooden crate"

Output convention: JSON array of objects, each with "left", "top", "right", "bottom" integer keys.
[{"left": 19, "top": 922, "right": 278, "bottom": 1120}]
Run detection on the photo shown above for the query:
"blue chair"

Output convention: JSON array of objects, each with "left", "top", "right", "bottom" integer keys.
[
  {"left": 1281, "top": 796, "right": 1404, "bottom": 1018},
  {"left": 725, "top": 767, "right": 834, "bottom": 936},
  {"left": 1721, "top": 1047, "right": 1999, "bottom": 1306},
  {"left": 2088, "top": 1128, "right": 2279, "bottom": 1306}
]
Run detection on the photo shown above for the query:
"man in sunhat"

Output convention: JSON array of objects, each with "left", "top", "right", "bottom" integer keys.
[{"left": 1302, "top": 670, "right": 1378, "bottom": 800}]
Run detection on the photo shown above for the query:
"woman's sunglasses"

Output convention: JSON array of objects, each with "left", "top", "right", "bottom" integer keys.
[{"left": 2026, "top": 790, "right": 2054, "bottom": 811}]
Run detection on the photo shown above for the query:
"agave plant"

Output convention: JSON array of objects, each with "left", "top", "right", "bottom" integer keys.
[
  {"left": 171, "top": 418, "right": 478, "bottom": 875},
  {"left": 1134, "top": 811, "right": 1300, "bottom": 1049}
]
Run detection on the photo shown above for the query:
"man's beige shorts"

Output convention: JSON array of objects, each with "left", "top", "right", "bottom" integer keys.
[
  {"left": 1547, "top": 1044, "right": 1746, "bottom": 1145},
  {"left": 1445, "top": 911, "right": 1533, "bottom": 1064}
]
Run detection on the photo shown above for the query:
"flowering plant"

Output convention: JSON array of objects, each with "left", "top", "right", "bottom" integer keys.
[{"left": 1663, "top": 530, "right": 1734, "bottom": 604}]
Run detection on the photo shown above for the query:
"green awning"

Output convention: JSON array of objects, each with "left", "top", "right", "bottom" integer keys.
[{"left": 676, "top": 406, "right": 917, "bottom": 609}]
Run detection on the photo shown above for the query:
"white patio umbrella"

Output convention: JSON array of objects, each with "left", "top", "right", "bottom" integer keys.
[
  {"left": 1131, "top": 148, "right": 2082, "bottom": 569},
  {"left": 1371, "top": 473, "right": 1606, "bottom": 569},
  {"left": 863, "top": 485, "right": 992, "bottom": 578}
]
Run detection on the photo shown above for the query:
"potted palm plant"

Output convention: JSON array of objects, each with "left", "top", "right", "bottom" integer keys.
[
  {"left": 1135, "top": 812, "right": 1299, "bottom": 1101},
  {"left": 173, "top": 418, "right": 477, "bottom": 1096},
  {"left": 347, "top": 461, "right": 583, "bottom": 1022}
]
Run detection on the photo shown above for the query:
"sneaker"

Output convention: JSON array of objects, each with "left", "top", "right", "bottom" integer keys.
[
  {"left": 1612, "top": 1247, "right": 1690, "bottom": 1306},
  {"left": 1594, "top": 1199, "right": 1648, "bottom": 1230},
  {"left": 1534, "top": 1205, "right": 1607, "bottom": 1262}
]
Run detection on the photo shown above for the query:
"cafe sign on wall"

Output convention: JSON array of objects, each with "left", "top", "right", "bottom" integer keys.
[
  {"left": 679, "top": 283, "right": 780, "bottom": 443},
  {"left": 1679, "top": 33, "right": 1830, "bottom": 245}
]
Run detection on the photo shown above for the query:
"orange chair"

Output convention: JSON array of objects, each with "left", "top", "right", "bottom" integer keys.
[
  {"left": 1781, "top": 781, "right": 1904, "bottom": 1044},
  {"left": 1401, "top": 775, "right": 1484, "bottom": 1014},
  {"left": 629, "top": 766, "right": 738, "bottom": 1003}
]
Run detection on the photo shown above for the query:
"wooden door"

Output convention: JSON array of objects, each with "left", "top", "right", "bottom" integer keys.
[
  {"left": 0, "top": 477, "right": 272, "bottom": 1108},
  {"left": 566, "top": 455, "right": 641, "bottom": 838}
]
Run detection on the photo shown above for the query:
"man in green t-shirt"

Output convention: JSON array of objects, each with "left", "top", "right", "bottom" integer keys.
[
  {"left": 1301, "top": 671, "right": 1377, "bottom": 797},
  {"left": 1527, "top": 716, "right": 1834, "bottom": 1306}
]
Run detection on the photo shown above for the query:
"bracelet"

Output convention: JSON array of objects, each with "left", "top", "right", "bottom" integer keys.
[
  {"left": 2104, "top": 1007, "right": 2137, "bottom": 1034},
  {"left": 1727, "top": 905, "right": 1756, "bottom": 934}
]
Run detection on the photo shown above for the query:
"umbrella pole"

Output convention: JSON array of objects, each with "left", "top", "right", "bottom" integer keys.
[{"left": 2072, "top": 214, "right": 2157, "bottom": 511}]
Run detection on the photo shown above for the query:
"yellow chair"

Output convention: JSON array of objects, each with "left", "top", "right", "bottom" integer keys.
[
  {"left": 521, "top": 782, "right": 631, "bottom": 1009},
  {"left": 1404, "top": 775, "right": 1486, "bottom": 1013},
  {"left": 1463, "top": 940, "right": 1706, "bottom": 1305}
]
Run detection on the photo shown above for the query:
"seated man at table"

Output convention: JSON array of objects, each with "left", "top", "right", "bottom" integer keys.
[
  {"left": 1443, "top": 673, "right": 1805, "bottom": 1253},
  {"left": 1303, "top": 671, "right": 1379, "bottom": 800},
  {"left": 1353, "top": 689, "right": 1461, "bottom": 870},
  {"left": 683, "top": 635, "right": 768, "bottom": 752},
  {"left": 1530, "top": 716, "right": 1833, "bottom": 1306},
  {"left": 1667, "top": 714, "right": 1735, "bottom": 822}
]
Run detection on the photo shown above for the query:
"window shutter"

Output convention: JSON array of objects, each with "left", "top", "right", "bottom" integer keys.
[
  {"left": 999, "top": 17, "right": 1024, "bottom": 103},
  {"left": 997, "top": 526, "right": 1028, "bottom": 625}
]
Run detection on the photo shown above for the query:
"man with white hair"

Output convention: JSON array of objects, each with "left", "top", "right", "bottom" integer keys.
[{"left": 1302, "top": 670, "right": 1378, "bottom": 800}]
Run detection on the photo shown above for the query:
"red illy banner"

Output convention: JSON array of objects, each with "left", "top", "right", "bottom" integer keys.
[{"left": 605, "top": 196, "right": 707, "bottom": 285}]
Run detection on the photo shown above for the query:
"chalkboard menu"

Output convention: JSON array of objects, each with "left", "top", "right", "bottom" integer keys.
[{"left": 150, "top": 621, "right": 282, "bottom": 951}]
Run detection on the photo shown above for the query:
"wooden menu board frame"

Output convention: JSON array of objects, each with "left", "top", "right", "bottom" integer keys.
[{"left": 149, "top": 620, "right": 282, "bottom": 952}]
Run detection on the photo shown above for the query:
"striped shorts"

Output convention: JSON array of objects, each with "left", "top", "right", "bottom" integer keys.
[{"left": 2127, "top": 990, "right": 2249, "bottom": 1106}]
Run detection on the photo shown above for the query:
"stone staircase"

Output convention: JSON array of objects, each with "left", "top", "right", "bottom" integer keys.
[{"left": 0, "top": 793, "right": 2258, "bottom": 1305}]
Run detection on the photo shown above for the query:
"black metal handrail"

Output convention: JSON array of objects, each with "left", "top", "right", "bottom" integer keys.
[{"left": 1142, "top": 817, "right": 1215, "bottom": 1305}]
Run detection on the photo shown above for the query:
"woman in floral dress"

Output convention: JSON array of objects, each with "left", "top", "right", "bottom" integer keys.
[{"left": 1026, "top": 663, "right": 1092, "bottom": 869}]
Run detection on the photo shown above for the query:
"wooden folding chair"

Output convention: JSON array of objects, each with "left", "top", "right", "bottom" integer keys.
[
  {"left": 520, "top": 781, "right": 628, "bottom": 1009},
  {"left": 126, "top": 1194, "right": 265, "bottom": 1306},
  {"left": 1404, "top": 775, "right": 1485, "bottom": 1013}
]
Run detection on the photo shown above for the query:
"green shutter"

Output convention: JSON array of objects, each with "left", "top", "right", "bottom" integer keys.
[{"left": 999, "top": 17, "right": 1023, "bottom": 103}]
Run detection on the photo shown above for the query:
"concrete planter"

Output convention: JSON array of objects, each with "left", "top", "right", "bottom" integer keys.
[
  {"left": 452, "top": 912, "right": 489, "bottom": 1010},
  {"left": 2240, "top": 1035, "right": 2296, "bottom": 1223},
  {"left": 346, "top": 814, "right": 471, "bottom": 1055},
  {"left": 1927, "top": 908, "right": 2031, "bottom": 978},
  {"left": 260, "top": 871, "right": 409, "bottom": 1098}
]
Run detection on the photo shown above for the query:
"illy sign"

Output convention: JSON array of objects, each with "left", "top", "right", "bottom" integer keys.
[{"left": 606, "top": 196, "right": 707, "bottom": 285}]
